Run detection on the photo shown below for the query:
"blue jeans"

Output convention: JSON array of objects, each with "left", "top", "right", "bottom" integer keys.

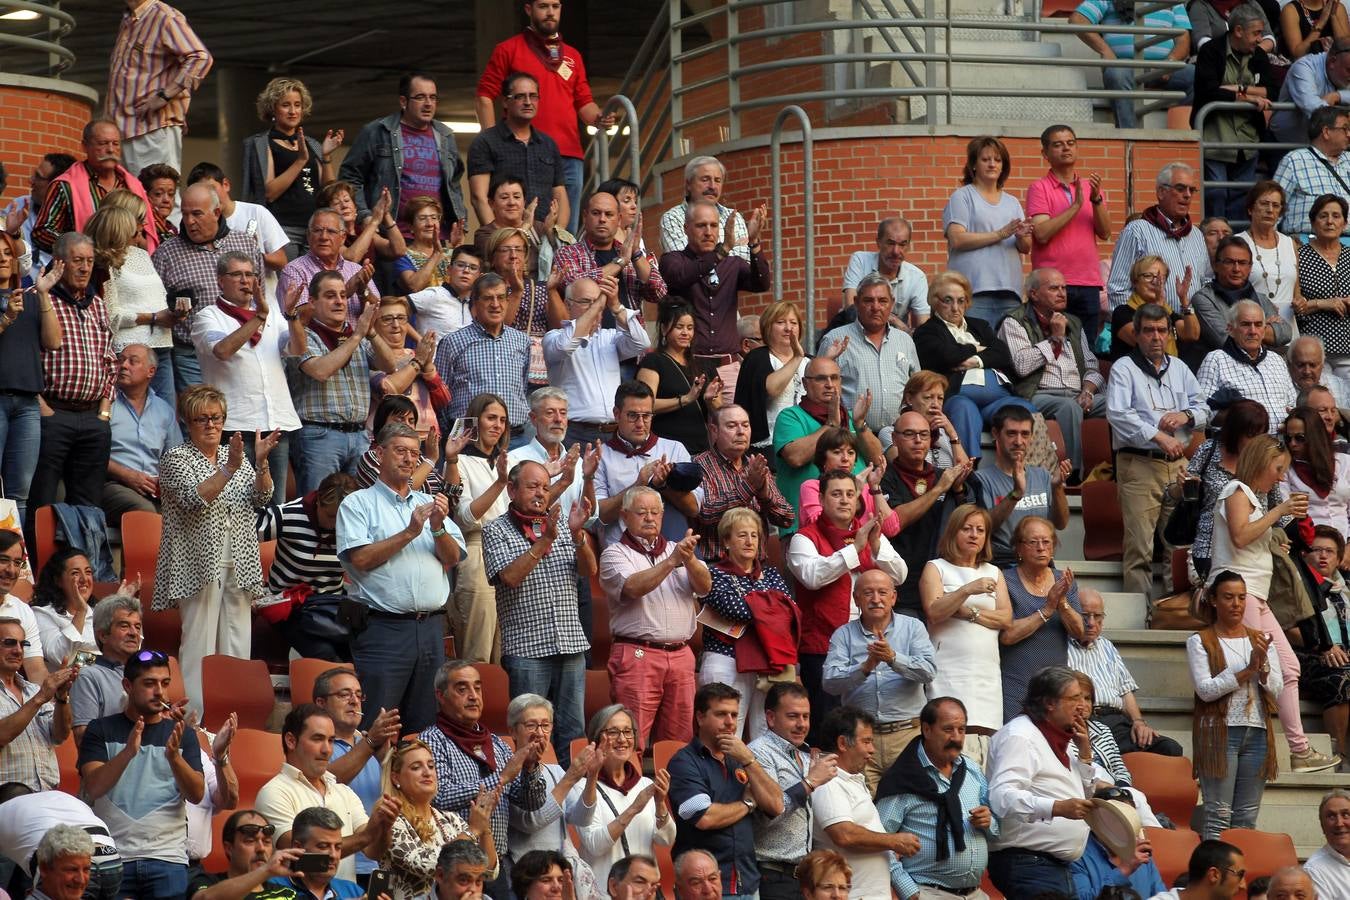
[
  {"left": 943, "top": 376, "right": 1038, "bottom": 459},
  {"left": 1065, "top": 284, "right": 1103, "bottom": 349},
  {"left": 501, "top": 652, "right": 586, "bottom": 766},
  {"left": 171, "top": 345, "right": 202, "bottom": 396},
  {"left": 968, "top": 290, "right": 1022, "bottom": 327},
  {"left": 295, "top": 423, "right": 368, "bottom": 495},
  {"left": 508, "top": 427, "right": 535, "bottom": 452},
  {"left": 1204, "top": 153, "right": 1260, "bottom": 221},
  {"left": 1200, "top": 724, "right": 1269, "bottom": 839},
  {"left": 352, "top": 613, "right": 446, "bottom": 734},
  {"left": 562, "top": 156, "right": 584, "bottom": 235},
  {"left": 87, "top": 856, "right": 123, "bottom": 900},
  {"left": 0, "top": 392, "right": 40, "bottom": 525},
  {"left": 988, "top": 847, "right": 1073, "bottom": 896},
  {"left": 1103, "top": 62, "right": 1195, "bottom": 129},
  {"left": 148, "top": 346, "right": 176, "bottom": 412},
  {"left": 119, "top": 858, "right": 187, "bottom": 900}
]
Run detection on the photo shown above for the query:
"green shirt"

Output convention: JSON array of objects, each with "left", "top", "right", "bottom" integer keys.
[{"left": 772, "top": 405, "right": 867, "bottom": 534}]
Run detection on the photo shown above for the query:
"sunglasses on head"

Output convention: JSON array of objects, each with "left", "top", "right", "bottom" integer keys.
[
  {"left": 132, "top": 650, "right": 169, "bottom": 664},
  {"left": 234, "top": 823, "right": 276, "bottom": 839}
]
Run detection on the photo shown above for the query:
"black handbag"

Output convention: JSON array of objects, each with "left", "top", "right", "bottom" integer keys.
[{"left": 1163, "top": 441, "right": 1216, "bottom": 548}]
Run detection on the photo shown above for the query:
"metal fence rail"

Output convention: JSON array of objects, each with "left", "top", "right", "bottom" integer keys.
[
  {"left": 1195, "top": 100, "right": 1300, "bottom": 229},
  {"left": 0, "top": 1, "right": 76, "bottom": 74},
  {"left": 769, "top": 105, "right": 817, "bottom": 346}
]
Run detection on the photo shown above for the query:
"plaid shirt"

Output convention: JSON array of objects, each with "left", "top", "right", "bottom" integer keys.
[
  {"left": 433, "top": 322, "right": 531, "bottom": 425},
  {"left": 466, "top": 122, "right": 566, "bottom": 215},
  {"left": 277, "top": 253, "right": 377, "bottom": 324},
  {"left": 692, "top": 448, "right": 795, "bottom": 559},
  {"left": 747, "top": 729, "right": 813, "bottom": 862},
  {"left": 107, "top": 0, "right": 212, "bottom": 140},
  {"left": 291, "top": 331, "right": 374, "bottom": 425},
  {"left": 551, "top": 236, "right": 668, "bottom": 310},
  {"left": 1274, "top": 146, "right": 1350, "bottom": 235},
  {"left": 0, "top": 676, "right": 58, "bottom": 790},
  {"left": 418, "top": 725, "right": 546, "bottom": 857},
  {"left": 43, "top": 286, "right": 116, "bottom": 404},
  {"left": 1196, "top": 343, "right": 1297, "bottom": 435},
  {"left": 152, "top": 229, "right": 264, "bottom": 345},
  {"left": 481, "top": 511, "right": 588, "bottom": 658}
]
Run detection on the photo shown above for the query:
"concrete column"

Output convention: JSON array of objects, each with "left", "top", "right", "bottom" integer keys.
[
  {"left": 213, "top": 66, "right": 271, "bottom": 186},
  {"left": 476, "top": 0, "right": 520, "bottom": 75}
]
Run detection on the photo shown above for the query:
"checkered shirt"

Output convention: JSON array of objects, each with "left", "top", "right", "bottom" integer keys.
[
  {"left": 419, "top": 724, "right": 546, "bottom": 856},
  {"left": 151, "top": 230, "right": 264, "bottom": 345},
  {"left": 43, "top": 288, "right": 116, "bottom": 403},
  {"left": 481, "top": 511, "right": 588, "bottom": 658},
  {"left": 551, "top": 236, "right": 668, "bottom": 309},
  {"left": 1196, "top": 344, "right": 1297, "bottom": 434},
  {"left": 433, "top": 322, "right": 531, "bottom": 426},
  {"left": 291, "top": 331, "right": 374, "bottom": 425}
]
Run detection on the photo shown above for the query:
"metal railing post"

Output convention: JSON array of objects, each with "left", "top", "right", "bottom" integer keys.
[
  {"left": 770, "top": 105, "right": 816, "bottom": 346},
  {"left": 1194, "top": 100, "right": 1302, "bottom": 229},
  {"left": 728, "top": 3, "right": 741, "bottom": 141},
  {"left": 924, "top": 0, "right": 937, "bottom": 123},
  {"left": 594, "top": 95, "right": 641, "bottom": 184},
  {"left": 669, "top": 0, "right": 684, "bottom": 156}
]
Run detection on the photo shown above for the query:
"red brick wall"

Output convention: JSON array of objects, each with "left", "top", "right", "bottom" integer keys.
[
  {"left": 652, "top": 132, "right": 1202, "bottom": 329},
  {"left": 0, "top": 81, "right": 95, "bottom": 208}
]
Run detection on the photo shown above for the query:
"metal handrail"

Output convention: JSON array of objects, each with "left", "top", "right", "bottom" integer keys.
[
  {"left": 1195, "top": 100, "right": 1300, "bottom": 228},
  {"left": 593, "top": 95, "right": 642, "bottom": 185},
  {"left": 770, "top": 106, "right": 816, "bottom": 345},
  {"left": 0, "top": 0, "right": 77, "bottom": 74}
]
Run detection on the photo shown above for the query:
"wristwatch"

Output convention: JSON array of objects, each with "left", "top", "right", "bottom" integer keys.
[{"left": 741, "top": 796, "right": 757, "bottom": 812}]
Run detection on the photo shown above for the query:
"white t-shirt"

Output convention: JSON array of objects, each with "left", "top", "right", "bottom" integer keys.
[
  {"left": 810, "top": 769, "right": 892, "bottom": 900},
  {"left": 0, "top": 790, "right": 114, "bottom": 875},
  {"left": 0, "top": 595, "right": 43, "bottom": 664}
]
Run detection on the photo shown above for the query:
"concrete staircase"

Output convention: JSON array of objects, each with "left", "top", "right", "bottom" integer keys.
[{"left": 1051, "top": 493, "right": 1342, "bottom": 858}]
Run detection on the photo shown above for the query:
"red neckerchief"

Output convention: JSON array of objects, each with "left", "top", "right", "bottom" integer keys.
[
  {"left": 715, "top": 555, "right": 763, "bottom": 582},
  {"left": 436, "top": 713, "right": 496, "bottom": 774},
  {"left": 599, "top": 760, "right": 643, "bottom": 794},
  {"left": 889, "top": 457, "right": 938, "bottom": 498},
  {"left": 310, "top": 318, "right": 354, "bottom": 351},
  {"left": 1032, "top": 306, "right": 1063, "bottom": 358},
  {"left": 1293, "top": 459, "right": 1333, "bottom": 498},
  {"left": 619, "top": 529, "right": 668, "bottom": 563},
  {"left": 1141, "top": 204, "right": 1192, "bottom": 239},
  {"left": 509, "top": 506, "right": 551, "bottom": 555},
  {"left": 607, "top": 433, "right": 659, "bottom": 458},
  {"left": 1032, "top": 717, "right": 1074, "bottom": 768},
  {"left": 798, "top": 398, "right": 848, "bottom": 427},
  {"left": 215, "top": 298, "right": 263, "bottom": 346},
  {"left": 813, "top": 514, "right": 875, "bottom": 569},
  {"left": 521, "top": 27, "right": 564, "bottom": 71}
]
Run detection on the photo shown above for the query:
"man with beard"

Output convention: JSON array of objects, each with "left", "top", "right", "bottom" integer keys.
[
  {"left": 33, "top": 120, "right": 157, "bottom": 255},
  {"left": 187, "top": 809, "right": 302, "bottom": 898},
  {"left": 879, "top": 411, "right": 974, "bottom": 618}
]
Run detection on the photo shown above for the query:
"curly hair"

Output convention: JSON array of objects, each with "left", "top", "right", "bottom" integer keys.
[{"left": 255, "top": 77, "right": 313, "bottom": 123}]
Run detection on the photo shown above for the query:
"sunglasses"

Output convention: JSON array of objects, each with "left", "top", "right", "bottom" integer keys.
[
  {"left": 234, "top": 823, "right": 277, "bottom": 839},
  {"left": 0, "top": 638, "right": 30, "bottom": 649},
  {"left": 132, "top": 650, "right": 169, "bottom": 664}
]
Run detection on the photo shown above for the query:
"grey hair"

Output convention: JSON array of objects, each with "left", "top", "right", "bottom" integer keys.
[
  {"left": 35, "top": 824, "right": 94, "bottom": 867},
  {"left": 736, "top": 315, "right": 761, "bottom": 340},
  {"left": 308, "top": 206, "right": 343, "bottom": 230},
  {"left": 1292, "top": 334, "right": 1327, "bottom": 362},
  {"left": 92, "top": 593, "right": 141, "bottom": 637},
  {"left": 529, "top": 386, "right": 569, "bottom": 413},
  {"left": 81, "top": 117, "right": 121, "bottom": 144},
  {"left": 433, "top": 658, "right": 477, "bottom": 694},
  {"left": 215, "top": 250, "right": 257, "bottom": 277},
  {"left": 53, "top": 231, "right": 94, "bottom": 261},
  {"left": 674, "top": 849, "right": 720, "bottom": 881},
  {"left": 856, "top": 272, "right": 893, "bottom": 298},
  {"left": 685, "top": 199, "right": 720, "bottom": 225},
  {"left": 876, "top": 216, "right": 912, "bottom": 243},
  {"left": 1025, "top": 267, "right": 1063, "bottom": 295},
  {"left": 376, "top": 422, "right": 419, "bottom": 447},
  {"left": 1229, "top": 3, "right": 1265, "bottom": 30},
  {"left": 1156, "top": 162, "right": 1196, "bottom": 188},
  {"left": 292, "top": 806, "right": 344, "bottom": 845},
  {"left": 1022, "top": 665, "right": 1082, "bottom": 719},
  {"left": 437, "top": 838, "right": 489, "bottom": 872},
  {"left": 1226, "top": 299, "right": 1265, "bottom": 327},
  {"left": 683, "top": 155, "right": 724, "bottom": 185},
  {"left": 182, "top": 182, "right": 220, "bottom": 212},
  {"left": 506, "top": 693, "right": 553, "bottom": 729},
  {"left": 312, "top": 666, "right": 358, "bottom": 702},
  {"left": 585, "top": 703, "right": 633, "bottom": 744},
  {"left": 1320, "top": 787, "right": 1350, "bottom": 816},
  {"left": 564, "top": 277, "right": 600, "bottom": 301},
  {"left": 621, "top": 484, "right": 662, "bottom": 512}
]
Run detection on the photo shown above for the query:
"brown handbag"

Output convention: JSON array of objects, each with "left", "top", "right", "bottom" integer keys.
[{"left": 1148, "top": 588, "right": 1207, "bottom": 630}]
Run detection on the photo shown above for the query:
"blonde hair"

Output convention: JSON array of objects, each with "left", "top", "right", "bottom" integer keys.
[
  {"left": 1234, "top": 434, "right": 1289, "bottom": 488},
  {"left": 486, "top": 226, "right": 532, "bottom": 259},
  {"left": 758, "top": 300, "right": 803, "bottom": 344},
  {"left": 84, "top": 205, "right": 140, "bottom": 271},
  {"left": 928, "top": 271, "right": 973, "bottom": 306},
  {"left": 99, "top": 188, "right": 147, "bottom": 222},
  {"left": 177, "top": 384, "right": 227, "bottom": 423},
  {"left": 937, "top": 503, "right": 993, "bottom": 565},
  {"left": 1130, "top": 254, "right": 1169, "bottom": 283},
  {"left": 256, "top": 77, "right": 313, "bottom": 122},
  {"left": 381, "top": 739, "right": 438, "bottom": 843},
  {"left": 795, "top": 850, "right": 852, "bottom": 893},
  {"left": 716, "top": 507, "right": 762, "bottom": 550},
  {"left": 903, "top": 370, "right": 949, "bottom": 402}
]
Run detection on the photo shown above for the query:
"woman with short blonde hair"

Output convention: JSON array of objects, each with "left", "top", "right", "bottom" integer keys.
[{"left": 735, "top": 299, "right": 812, "bottom": 453}]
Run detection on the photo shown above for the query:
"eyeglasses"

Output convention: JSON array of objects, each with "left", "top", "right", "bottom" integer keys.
[
  {"left": 1082, "top": 612, "right": 1106, "bottom": 622},
  {"left": 0, "top": 638, "right": 30, "bottom": 649},
  {"left": 519, "top": 721, "right": 552, "bottom": 733},
  {"left": 451, "top": 261, "right": 480, "bottom": 272},
  {"left": 1215, "top": 257, "right": 1251, "bottom": 267},
  {"left": 602, "top": 727, "right": 636, "bottom": 740},
  {"left": 1284, "top": 432, "right": 1308, "bottom": 443},
  {"left": 622, "top": 411, "right": 653, "bottom": 422},
  {"left": 933, "top": 294, "right": 967, "bottom": 305},
  {"left": 309, "top": 226, "right": 344, "bottom": 237},
  {"left": 1220, "top": 867, "right": 1246, "bottom": 881},
  {"left": 321, "top": 688, "right": 365, "bottom": 703},
  {"left": 1137, "top": 273, "right": 1164, "bottom": 282},
  {"left": 507, "top": 92, "right": 540, "bottom": 102},
  {"left": 0, "top": 556, "right": 26, "bottom": 571},
  {"left": 190, "top": 414, "right": 225, "bottom": 427},
  {"left": 1018, "top": 538, "right": 1054, "bottom": 547},
  {"left": 1165, "top": 184, "right": 1199, "bottom": 195},
  {"left": 805, "top": 374, "right": 841, "bottom": 383},
  {"left": 378, "top": 315, "right": 409, "bottom": 325},
  {"left": 896, "top": 429, "right": 930, "bottom": 441},
  {"left": 1252, "top": 200, "right": 1283, "bottom": 211},
  {"left": 132, "top": 650, "right": 169, "bottom": 664},
  {"left": 221, "top": 271, "right": 256, "bottom": 280},
  {"left": 233, "top": 823, "right": 276, "bottom": 839}
]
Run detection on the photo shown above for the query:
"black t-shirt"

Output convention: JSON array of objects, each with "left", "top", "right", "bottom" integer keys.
[
  {"left": 639, "top": 352, "right": 715, "bottom": 454},
  {"left": 267, "top": 131, "right": 321, "bottom": 230},
  {"left": 0, "top": 288, "right": 44, "bottom": 394}
]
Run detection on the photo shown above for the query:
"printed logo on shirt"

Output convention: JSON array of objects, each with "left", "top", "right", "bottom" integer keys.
[{"left": 1000, "top": 492, "right": 1048, "bottom": 511}]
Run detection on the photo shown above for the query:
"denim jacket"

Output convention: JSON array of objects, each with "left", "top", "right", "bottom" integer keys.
[{"left": 338, "top": 112, "right": 466, "bottom": 223}]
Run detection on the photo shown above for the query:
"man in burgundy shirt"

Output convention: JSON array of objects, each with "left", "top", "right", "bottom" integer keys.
[{"left": 476, "top": 0, "right": 614, "bottom": 233}]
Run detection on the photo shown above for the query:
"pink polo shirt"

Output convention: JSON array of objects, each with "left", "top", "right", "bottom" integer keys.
[
  {"left": 598, "top": 538, "right": 700, "bottom": 642},
  {"left": 1025, "top": 170, "right": 1104, "bottom": 287}
]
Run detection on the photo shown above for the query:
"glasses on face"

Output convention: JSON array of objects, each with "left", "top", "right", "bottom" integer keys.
[
  {"left": 896, "top": 429, "right": 929, "bottom": 441},
  {"left": 806, "top": 374, "right": 841, "bottom": 383},
  {"left": 322, "top": 688, "right": 366, "bottom": 703},
  {"left": 602, "top": 727, "right": 636, "bottom": 740},
  {"left": 1221, "top": 867, "right": 1246, "bottom": 881},
  {"left": 0, "top": 555, "right": 26, "bottom": 571},
  {"left": 1166, "top": 183, "right": 1199, "bottom": 195},
  {"left": 1216, "top": 257, "right": 1251, "bottom": 267},
  {"left": 1082, "top": 612, "right": 1106, "bottom": 622},
  {"left": 1252, "top": 200, "right": 1283, "bottom": 211},
  {"left": 0, "top": 638, "right": 30, "bottom": 649},
  {"left": 519, "top": 721, "right": 552, "bottom": 733},
  {"left": 378, "top": 315, "right": 409, "bottom": 326},
  {"left": 1137, "top": 272, "right": 1164, "bottom": 282},
  {"left": 451, "top": 261, "right": 480, "bottom": 272},
  {"left": 1018, "top": 538, "right": 1054, "bottom": 547},
  {"left": 507, "top": 92, "right": 540, "bottom": 102},
  {"left": 234, "top": 823, "right": 277, "bottom": 839},
  {"left": 310, "top": 226, "right": 344, "bottom": 237},
  {"left": 934, "top": 294, "right": 966, "bottom": 305},
  {"left": 623, "top": 411, "right": 653, "bottom": 422},
  {"left": 221, "top": 271, "right": 255, "bottom": 280},
  {"left": 1285, "top": 432, "right": 1308, "bottom": 443},
  {"left": 190, "top": 414, "right": 225, "bottom": 427}
]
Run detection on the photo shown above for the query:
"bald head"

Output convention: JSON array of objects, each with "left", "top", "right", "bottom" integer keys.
[
  {"left": 1268, "top": 866, "right": 1316, "bottom": 899},
  {"left": 1290, "top": 335, "right": 1328, "bottom": 390},
  {"left": 585, "top": 191, "right": 620, "bottom": 246},
  {"left": 180, "top": 182, "right": 221, "bottom": 244},
  {"left": 854, "top": 569, "right": 896, "bottom": 627},
  {"left": 1079, "top": 587, "right": 1105, "bottom": 643}
]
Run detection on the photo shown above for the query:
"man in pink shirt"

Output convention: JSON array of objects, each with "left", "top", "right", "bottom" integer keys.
[
  {"left": 1025, "top": 124, "right": 1113, "bottom": 342},
  {"left": 476, "top": 0, "right": 614, "bottom": 233},
  {"left": 598, "top": 486, "right": 710, "bottom": 750}
]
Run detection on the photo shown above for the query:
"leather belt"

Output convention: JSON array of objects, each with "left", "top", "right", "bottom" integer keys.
[
  {"left": 757, "top": 860, "right": 798, "bottom": 874},
  {"left": 1117, "top": 447, "right": 1171, "bottom": 460},
  {"left": 874, "top": 717, "right": 920, "bottom": 735},
  {"left": 694, "top": 353, "right": 735, "bottom": 367},
  {"left": 573, "top": 420, "right": 619, "bottom": 434},
  {"left": 43, "top": 396, "right": 100, "bottom": 413},
  {"left": 916, "top": 885, "right": 978, "bottom": 896},
  {"left": 368, "top": 609, "right": 442, "bottom": 622},
  {"left": 615, "top": 635, "right": 688, "bottom": 652},
  {"left": 301, "top": 419, "right": 367, "bottom": 433}
]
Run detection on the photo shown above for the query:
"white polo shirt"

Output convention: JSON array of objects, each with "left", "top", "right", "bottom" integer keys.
[
  {"left": 811, "top": 768, "right": 893, "bottom": 900},
  {"left": 254, "top": 763, "right": 369, "bottom": 884}
]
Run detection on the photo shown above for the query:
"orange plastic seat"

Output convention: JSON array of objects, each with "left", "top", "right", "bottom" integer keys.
[
  {"left": 201, "top": 655, "right": 275, "bottom": 731},
  {"left": 200, "top": 810, "right": 234, "bottom": 876},
  {"left": 1123, "top": 751, "right": 1199, "bottom": 828},
  {"left": 32, "top": 506, "right": 56, "bottom": 575},
  {"left": 653, "top": 841, "right": 676, "bottom": 900},
  {"left": 141, "top": 607, "right": 181, "bottom": 657},
  {"left": 584, "top": 669, "right": 612, "bottom": 729},
  {"left": 55, "top": 734, "right": 79, "bottom": 794},
  {"left": 1217, "top": 828, "right": 1298, "bottom": 882},
  {"left": 473, "top": 663, "right": 511, "bottom": 734},
  {"left": 1144, "top": 826, "right": 1200, "bottom": 889},
  {"left": 230, "top": 726, "right": 285, "bottom": 808},
  {"left": 652, "top": 739, "right": 682, "bottom": 775},
  {"left": 289, "top": 658, "right": 353, "bottom": 707},
  {"left": 119, "top": 509, "right": 163, "bottom": 601}
]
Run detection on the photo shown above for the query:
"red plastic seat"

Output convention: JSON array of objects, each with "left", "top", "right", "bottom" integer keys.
[
  {"left": 1124, "top": 752, "right": 1199, "bottom": 828},
  {"left": 473, "top": 663, "right": 511, "bottom": 734},
  {"left": 1082, "top": 419, "right": 1113, "bottom": 478},
  {"left": 201, "top": 655, "right": 275, "bottom": 731},
  {"left": 119, "top": 509, "right": 163, "bottom": 601},
  {"left": 230, "top": 726, "right": 285, "bottom": 808},
  {"left": 1081, "top": 481, "right": 1124, "bottom": 561},
  {"left": 1217, "top": 828, "right": 1298, "bottom": 883},
  {"left": 1145, "top": 826, "right": 1200, "bottom": 889},
  {"left": 584, "top": 669, "right": 612, "bottom": 729}
]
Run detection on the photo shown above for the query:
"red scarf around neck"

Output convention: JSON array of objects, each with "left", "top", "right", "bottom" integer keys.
[
  {"left": 799, "top": 398, "right": 849, "bottom": 427},
  {"left": 1032, "top": 307, "right": 1064, "bottom": 358},
  {"left": 216, "top": 298, "right": 263, "bottom": 346},
  {"left": 509, "top": 506, "right": 552, "bottom": 554},
  {"left": 599, "top": 760, "right": 643, "bottom": 794},
  {"left": 889, "top": 458, "right": 938, "bottom": 499},
  {"left": 310, "top": 318, "right": 354, "bottom": 352},
  {"left": 1293, "top": 459, "right": 1333, "bottom": 498},
  {"left": 607, "top": 433, "right": 659, "bottom": 458},
  {"left": 1141, "top": 204, "right": 1193, "bottom": 239},
  {"left": 522, "top": 26, "right": 564, "bottom": 70},
  {"left": 620, "top": 529, "right": 668, "bottom": 563},
  {"left": 715, "top": 555, "right": 763, "bottom": 582},
  {"left": 813, "top": 514, "right": 874, "bottom": 569},
  {"left": 1032, "top": 717, "right": 1075, "bottom": 768},
  {"left": 436, "top": 713, "right": 496, "bottom": 774}
]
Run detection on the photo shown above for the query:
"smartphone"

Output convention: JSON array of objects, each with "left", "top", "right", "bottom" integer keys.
[
  {"left": 1181, "top": 478, "right": 1200, "bottom": 502},
  {"left": 366, "top": 870, "right": 392, "bottom": 898},
  {"left": 449, "top": 417, "right": 477, "bottom": 441},
  {"left": 291, "top": 852, "right": 332, "bottom": 874}
]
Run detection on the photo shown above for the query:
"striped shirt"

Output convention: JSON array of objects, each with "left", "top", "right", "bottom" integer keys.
[
  {"left": 1088, "top": 718, "right": 1132, "bottom": 786},
  {"left": 107, "top": 0, "right": 212, "bottom": 140},
  {"left": 1106, "top": 218, "right": 1212, "bottom": 309},
  {"left": 1066, "top": 637, "right": 1140, "bottom": 711},
  {"left": 257, "top": 497, "right": 346, "bottom": 595},
  {"left": 43, "top": 287, "right": 116, "bottom": 404},
  {"left": 31, "top": 165, "right": 131, "bottom": 254}
]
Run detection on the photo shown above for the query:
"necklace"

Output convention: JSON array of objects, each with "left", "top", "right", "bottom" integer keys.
[{"left": 1252, "top": 238, "right": 1282, "bottom": 303}]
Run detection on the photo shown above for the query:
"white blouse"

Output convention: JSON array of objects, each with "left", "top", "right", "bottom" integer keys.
[
  {"left": 104, "top": 246, "right": 171, "bottom": 350},
  {"left": 565, "top": 775, "right": 676, "bottom": 889},
  {"left": 1186, "top": 631, "right": 1283, "bottom": 728},
  {"left": 452, "top": 453, "right": 511, "bottom": 536},
  {"left": 32, "top": 603, "right": 95, "bottom": 671}
]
